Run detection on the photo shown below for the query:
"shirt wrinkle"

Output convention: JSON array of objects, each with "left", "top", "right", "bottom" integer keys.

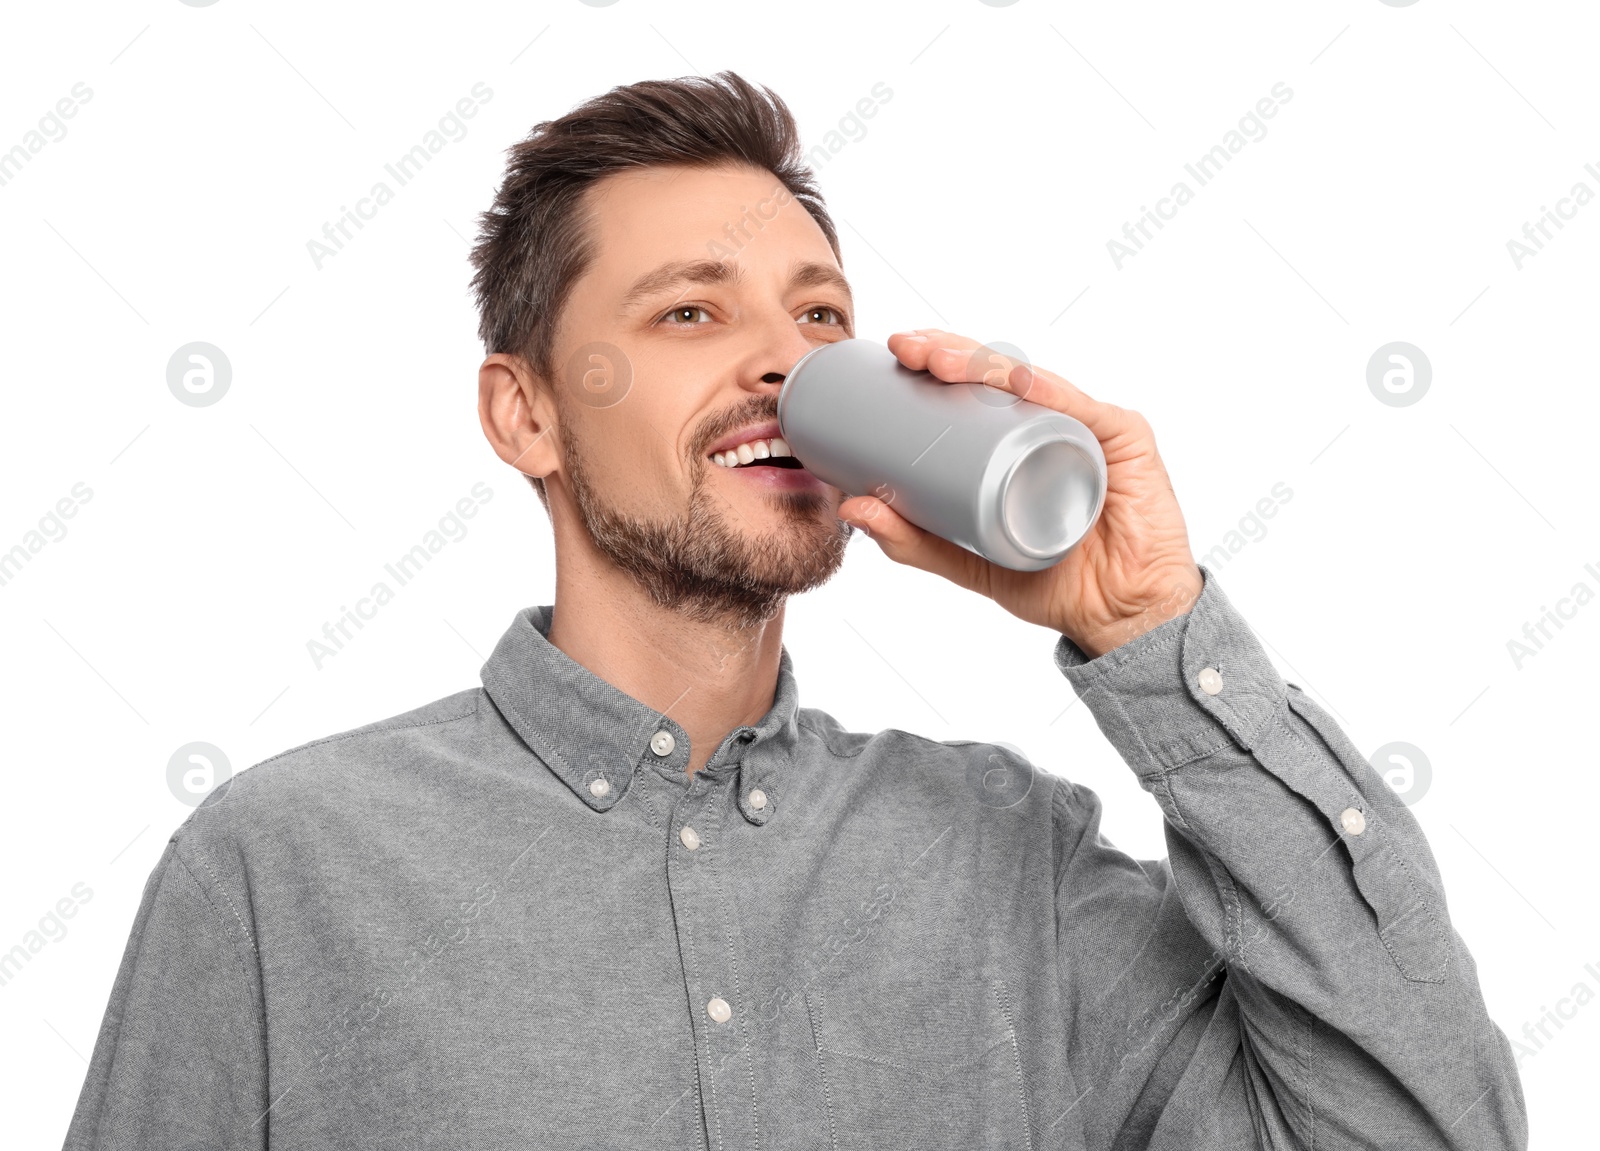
[{"left": 61, "top": 569, "right": 1528, "bottom": 1151}]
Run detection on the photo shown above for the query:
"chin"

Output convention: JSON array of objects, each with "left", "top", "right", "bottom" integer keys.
[{"left": 751, "top": 518, "right": 852, "bottom": 590}]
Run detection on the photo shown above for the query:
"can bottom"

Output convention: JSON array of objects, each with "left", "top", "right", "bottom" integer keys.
[{"left": 1000, "top": 441, "right": 1101, "bottom": 561}]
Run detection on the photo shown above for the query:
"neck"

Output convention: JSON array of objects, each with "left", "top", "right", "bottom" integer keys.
[{"left": 545, "top": 538, "right": 786, "bottom": 779}]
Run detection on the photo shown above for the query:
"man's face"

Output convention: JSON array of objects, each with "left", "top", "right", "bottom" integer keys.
[{"left": 544, "top": 162, "right": 857, "bottom": 628}]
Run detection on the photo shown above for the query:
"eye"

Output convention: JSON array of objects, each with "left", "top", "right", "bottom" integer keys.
[
  {"left": 658, "top": 305, "right": 713, "bottom": 326},
  {"left": 798, "top": 305, "right": 846, "bottom": 326}
]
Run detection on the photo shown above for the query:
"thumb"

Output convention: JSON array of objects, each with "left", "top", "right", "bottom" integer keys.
[
  {"left": 837, "top": 495, "right": 991, "bottom": 595},
  {"left": 839, "top": 494, "right": 895, "bottom": 540}
]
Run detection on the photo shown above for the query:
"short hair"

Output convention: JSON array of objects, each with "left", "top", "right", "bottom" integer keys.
[{"left": 468, "top": 71, "right": 841, "bottom": 511}]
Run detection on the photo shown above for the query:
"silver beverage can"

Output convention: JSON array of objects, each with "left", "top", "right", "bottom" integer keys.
[{"left": 777, "top": 338, "right": 1107, "bottom": 572}]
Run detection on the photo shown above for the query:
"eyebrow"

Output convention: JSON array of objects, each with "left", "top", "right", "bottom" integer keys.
[{"left": 619, "top": 258, "right": 854, "bottom": 314}]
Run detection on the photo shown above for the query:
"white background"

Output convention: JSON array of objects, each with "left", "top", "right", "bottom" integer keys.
[{"left": 2, "top": 0, "right": 1595, "bottom": 1145}]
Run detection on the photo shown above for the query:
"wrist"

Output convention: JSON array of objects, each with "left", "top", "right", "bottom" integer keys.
[{"left": 1069, "top": 566, "right": 1204, "bottom": 660}]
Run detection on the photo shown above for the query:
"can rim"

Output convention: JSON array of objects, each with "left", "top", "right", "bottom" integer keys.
[
  {"left": 776, "top": 340, "right": 833, "bottom": 435},
  {"left": 996, "top": 436, "right": 1104, "bottom": 562}
]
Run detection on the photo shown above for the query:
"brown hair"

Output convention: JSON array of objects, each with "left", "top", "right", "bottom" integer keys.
[{"left": 468, "top": 71, "right": 841, "bottom": 511}]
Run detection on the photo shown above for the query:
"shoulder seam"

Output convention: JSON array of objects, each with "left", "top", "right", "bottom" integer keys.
[
  {"left": 174, "top": 841, "right": 259, "bottom": 957},
  {"left": 168, "top": 847, "right": 268, "bottom": 1082},
  {"left": 1049, "top": 775, "right": 1071, "bottom": 896}
]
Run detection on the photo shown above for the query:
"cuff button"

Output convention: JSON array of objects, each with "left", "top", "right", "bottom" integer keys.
[{"left": 1340, "top": 807, "right": 1367, "bottom": 835}]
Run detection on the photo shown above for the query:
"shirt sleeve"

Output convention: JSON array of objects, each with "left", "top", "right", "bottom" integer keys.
[
  {"left": 61, "top": 835, "right": 269, "bottom": 1151},
  {"left": 1048, "top": 563, "right": 1528, "bottom": 1151}
]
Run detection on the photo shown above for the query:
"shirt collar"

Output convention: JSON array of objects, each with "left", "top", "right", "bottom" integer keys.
[{"left": 479, "top": 604, "right": 800, "bottom": 824}]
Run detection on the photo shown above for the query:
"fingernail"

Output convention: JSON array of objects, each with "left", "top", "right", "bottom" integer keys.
[{"left": 893, "top": 333, "right": 928, "bottom": 344}]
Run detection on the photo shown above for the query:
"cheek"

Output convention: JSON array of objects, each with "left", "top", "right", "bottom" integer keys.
[{"left": 584, "top": 417, "right": 690, "bottom": 504}]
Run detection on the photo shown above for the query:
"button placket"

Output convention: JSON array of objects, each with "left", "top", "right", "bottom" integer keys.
[
  {"left": 661, "top": 770, "right": 751, "bottom": 1143},
  {"left": 641, "top": 722, "right": 690, "bottom": 784},
  {"left": 675, "top": 786, "right": 716, "bottom": 857}
]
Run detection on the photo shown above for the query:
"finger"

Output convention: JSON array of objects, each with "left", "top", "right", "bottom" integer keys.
[
  {"left": 887, "top": 332, "right": 1032, "bottom": 394},
  {"left": 1006, "top": 362, "right": 1143, "bottom": 445},
  {"left": 838, "top": 495, "right": 992, "bottom": 596},
  {"left": 927, "top": 342, "right": 1029, "bottom": 387},
  {"left": 885, "top": 329, "right": 982, "bottom": 373},
  {"left": 887, "top": 334, "right": 1137, "bottom": 444}
]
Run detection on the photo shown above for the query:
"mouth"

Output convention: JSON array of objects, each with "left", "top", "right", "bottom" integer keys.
[
  {"left": 706, "top": 435, "right": 806, "bottom": 471},
  {"left": 706, "top": 435, "right": 826, "bottom": 489},
  {"left": 718, "top": 456, "right": 805, "bottom": 470}
]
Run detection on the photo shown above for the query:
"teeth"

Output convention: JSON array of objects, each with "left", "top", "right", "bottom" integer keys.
[{"left": 711, "top": 437, "right": 795, "bottom": 467}]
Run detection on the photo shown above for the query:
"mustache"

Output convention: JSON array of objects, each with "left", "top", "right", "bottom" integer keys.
[{"left": 699, "top": 399, "right": 780, "bottom": 455}]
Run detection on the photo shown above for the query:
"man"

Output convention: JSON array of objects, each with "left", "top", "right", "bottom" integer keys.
[{"left": 64, "top": 72, "right": 1526, "bottom": 1150}]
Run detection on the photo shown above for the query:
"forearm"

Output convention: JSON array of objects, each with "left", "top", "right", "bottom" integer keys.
[{"left": 1055, "top": 565, "right": 1528, "bottom": 1150}]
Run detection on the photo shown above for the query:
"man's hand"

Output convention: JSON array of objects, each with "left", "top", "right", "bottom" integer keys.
[{"left": 836, "top": 330, "right": 1204, "bottom": 659}]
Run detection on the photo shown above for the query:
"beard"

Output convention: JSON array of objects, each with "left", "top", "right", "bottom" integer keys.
[{"left": 560, "top": 416, "right": 853, "bottom": 631}]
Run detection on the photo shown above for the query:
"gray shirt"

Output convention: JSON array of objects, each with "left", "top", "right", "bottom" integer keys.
[{"left": 62, "top": 565, "right": 1527, "bottom": 1150}]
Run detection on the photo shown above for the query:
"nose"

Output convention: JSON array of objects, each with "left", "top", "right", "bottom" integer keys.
[
  {"left": 742, "top": 331, "right": 825, "bottom": 397},
  {"left": 739, "top": 308, "right": 838, "bottom": 398}
]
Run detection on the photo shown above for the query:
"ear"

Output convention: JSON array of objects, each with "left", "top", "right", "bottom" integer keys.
[{"left": 479, "top": 353, "right": 560, "bottom": 480}]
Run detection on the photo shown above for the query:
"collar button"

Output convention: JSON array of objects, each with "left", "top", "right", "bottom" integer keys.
[{"left": 650, "top": 730, "right": 676, "bottom": 757}]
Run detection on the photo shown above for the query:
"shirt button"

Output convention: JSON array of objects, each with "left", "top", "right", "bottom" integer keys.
[
  {"left": 589, "top": 778, "right": 611, "bottom": 798},
  {"left": 679, "top": 825, "right": 701, "bottom": 850},
  {"left": 1198, "top": 667, "right": 1223, "bottom": 695},
  {"left": 706, "top": 997, "right": 731, "bottom": 1023},
  {"left": 650, "top": 730, "right": 676, "bottom": 757},
  {"left": 1340, "top": 807, "right": 1367, "bottom": 835},
  {"left": 748, "top": 788, "right": 767, "bottom": 810}
]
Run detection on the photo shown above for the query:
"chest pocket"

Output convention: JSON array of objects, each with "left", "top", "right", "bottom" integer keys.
[{"left": 805, "top": 966, "right": 1033, "bottom": 1150}]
